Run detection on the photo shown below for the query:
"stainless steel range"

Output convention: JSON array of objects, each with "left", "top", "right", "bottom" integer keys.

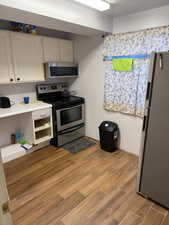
[{"left": 36, "top": 83, "right": 85, "bottom": 147}]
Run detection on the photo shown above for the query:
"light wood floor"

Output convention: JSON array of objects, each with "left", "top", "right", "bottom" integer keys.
[{"left": 4, "top": 140, "right": 169, "bottom": 225}]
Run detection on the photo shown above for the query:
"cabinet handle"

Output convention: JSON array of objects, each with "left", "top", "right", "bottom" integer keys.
[
  {"left": 17, "top": 78, "right": 20, "bottom": 81},
  {"left": 10, "top": 78, "right": 14, "bottom": 82},
  {"left": 160, "top": 53, "right": 163, "bottom": 69}
]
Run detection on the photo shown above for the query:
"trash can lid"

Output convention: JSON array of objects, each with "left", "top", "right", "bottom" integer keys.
[{"left": 99, "top": 121, "right": 118, "bottom": 132}]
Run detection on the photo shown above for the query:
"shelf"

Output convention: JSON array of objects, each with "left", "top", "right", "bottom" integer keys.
[
  {"left": 34, "top": 118, "right": 50, "bottom": 128},
  {"left": 35, "top": 128, "right": 51, "bottom": 139},
  {"left": 34, "top": 135, "right": 52, "bottom": 145},
  {"left": 35, "top": 128, "right": 52, "bottom": 145},
  {"left": 35, "top": 123, "right": 51, "bottom": 132},
  {"left": 1, "top": 144, "right": 26, "bottom": 163}
]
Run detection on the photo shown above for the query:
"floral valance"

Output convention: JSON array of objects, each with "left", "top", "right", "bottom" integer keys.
[{"left": 103, "top": 26, "right": 169, "bottom": 117}]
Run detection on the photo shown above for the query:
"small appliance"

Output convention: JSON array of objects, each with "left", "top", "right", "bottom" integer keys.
[
  {"left": 0, "top": 96, "right": 11, "bottom": 108},
  {"left": 44, "top": 62, "right": 78, "bottom": 80}
]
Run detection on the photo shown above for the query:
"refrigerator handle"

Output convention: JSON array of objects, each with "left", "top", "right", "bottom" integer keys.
[
  {"left": 142, "top": 116, "right": 147, "bottom": 131},
  {"left": 159, "top": 53, "right": 163, "bottom": 69},
  {"left": 146, "top": 82, "right": 151, "bottom": 100}
]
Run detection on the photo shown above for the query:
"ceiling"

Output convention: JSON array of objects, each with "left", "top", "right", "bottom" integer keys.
[
  {"left": 78, "top": 0, "right": 168, "bottom": 16},
  {"left": 105, "top": 0, "right": 169, "bottom": 16}
]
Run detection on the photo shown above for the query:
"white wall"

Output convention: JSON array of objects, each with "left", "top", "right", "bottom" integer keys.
[
  {"left": 0, "top": 0, "right": 113, "bottom": 35},
  {"left": 71, "top": 5, "right": 169, "bottom": 155},
  {"left": 113, "top": 5, "right": 169, "bottom": 33},
  {"left": 71, "top": 36, "right": 142, "bottom": 155}
]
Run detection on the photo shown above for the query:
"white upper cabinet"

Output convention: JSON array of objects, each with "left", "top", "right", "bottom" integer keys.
[
  {"left": 0, "top": 31, "right": 14, "bottom": 84},
  {"left": 43, "top": 37, "right": 60, "bottom": 62},
  {"left": 43, "top": 37, "right": 74, "bottom": 63},
  {"left": 60, "top": 39, "right": 74, "bottom": 62},
  {"left": 0, "top": 30, "right": 74, "bottom": 84},
  {"left": 11, "top": 32, "right": 44, "bottom": 82}
]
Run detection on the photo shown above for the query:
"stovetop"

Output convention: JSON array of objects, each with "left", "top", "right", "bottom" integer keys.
[
  {"left": 36, "top": 83, "right": 84, "bottom": 109},
  {"left": 42, "top": 96, "right": 85, "bottom": 109}
]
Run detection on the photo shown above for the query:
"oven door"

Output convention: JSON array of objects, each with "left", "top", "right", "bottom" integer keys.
[{"left": 56, "top": 104, "right": 85, "bottom": 131}]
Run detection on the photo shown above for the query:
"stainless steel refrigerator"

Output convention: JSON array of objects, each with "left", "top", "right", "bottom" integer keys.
[{"left": 138, "top": 51, "right": 169, "bottom": 209}]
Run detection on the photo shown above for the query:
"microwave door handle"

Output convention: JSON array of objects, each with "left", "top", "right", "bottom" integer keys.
[{"left": 60, "top": 125, "right": 84, "bottom": 135}]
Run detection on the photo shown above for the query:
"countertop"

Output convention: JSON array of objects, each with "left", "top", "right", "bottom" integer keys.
[{"left": 0, "top": 101, "right": 52, "bottom": 119}]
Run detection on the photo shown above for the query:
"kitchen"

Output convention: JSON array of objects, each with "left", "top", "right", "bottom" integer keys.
[
  {"left": 0, "top": 28, "right": 86, "bottom": 161},
  {"left": 0, "top": 1, "right": 169, "bottom": 225}
]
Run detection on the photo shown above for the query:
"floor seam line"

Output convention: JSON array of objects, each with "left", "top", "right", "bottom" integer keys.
[{"left": 139, "top": 202, "right": 153, "bottom": 225}]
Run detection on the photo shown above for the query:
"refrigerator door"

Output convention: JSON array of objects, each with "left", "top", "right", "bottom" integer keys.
[{"left": 140, "top": 52, "right": 169, "bottom": 208}]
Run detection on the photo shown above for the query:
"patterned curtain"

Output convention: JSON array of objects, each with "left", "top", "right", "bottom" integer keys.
[{"left": 103, "top": 26, "right": 169, "bottom": 117}]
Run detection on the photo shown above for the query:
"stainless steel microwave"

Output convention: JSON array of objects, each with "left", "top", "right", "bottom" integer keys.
[{"left": 44, "top": 62, "right": 78, "bottom": 80}]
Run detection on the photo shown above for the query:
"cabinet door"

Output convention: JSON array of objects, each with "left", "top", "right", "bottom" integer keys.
[
  {"left": 0, "top": 31, "right": 14, "bottom": 84},
  {"left": 60, "top": 39, "right": 74, "bottom": 62},
  {"left": 43, "top": 37, "right": 60, "bottom": 62},
  {"left": 11, "top": 33, "right": 44, "bottom": 82}
]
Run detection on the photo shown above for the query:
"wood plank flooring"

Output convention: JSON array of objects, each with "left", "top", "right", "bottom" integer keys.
[{"left": 3, "top": 140, "right": 169, "bottom": 225}]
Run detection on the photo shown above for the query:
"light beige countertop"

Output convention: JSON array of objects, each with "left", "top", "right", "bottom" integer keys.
[{"left": 0, "top": 101, "right": 52, "bottom": 119}]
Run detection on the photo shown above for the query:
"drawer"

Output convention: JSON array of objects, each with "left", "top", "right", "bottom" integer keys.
[
  {"left": 57, "top": 125, "right": 85, "bottom": 147},
  {"left": 32, "top": 108, "right": 51, "bottom": 120}
]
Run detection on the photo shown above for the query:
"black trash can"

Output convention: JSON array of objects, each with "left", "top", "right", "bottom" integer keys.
[{"left": 99, "top": 121, "right": 119, "bottom": 152}]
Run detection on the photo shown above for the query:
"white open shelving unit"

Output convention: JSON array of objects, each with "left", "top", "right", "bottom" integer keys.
[
  {"left": 34, "top": 117, "right": 53, "bottom": 145},
  {"left": 0, "top": 107, "right": 53, "bottom": 163}
]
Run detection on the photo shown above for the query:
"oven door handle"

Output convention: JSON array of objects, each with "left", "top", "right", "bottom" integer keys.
[{"left": 59, "top": 124, "right": 84, "bottom": 135}]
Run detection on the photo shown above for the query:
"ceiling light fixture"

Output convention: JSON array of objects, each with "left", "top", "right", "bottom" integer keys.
[{"left": 73, "top": 0, "right": 110, "bottom": 11}]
